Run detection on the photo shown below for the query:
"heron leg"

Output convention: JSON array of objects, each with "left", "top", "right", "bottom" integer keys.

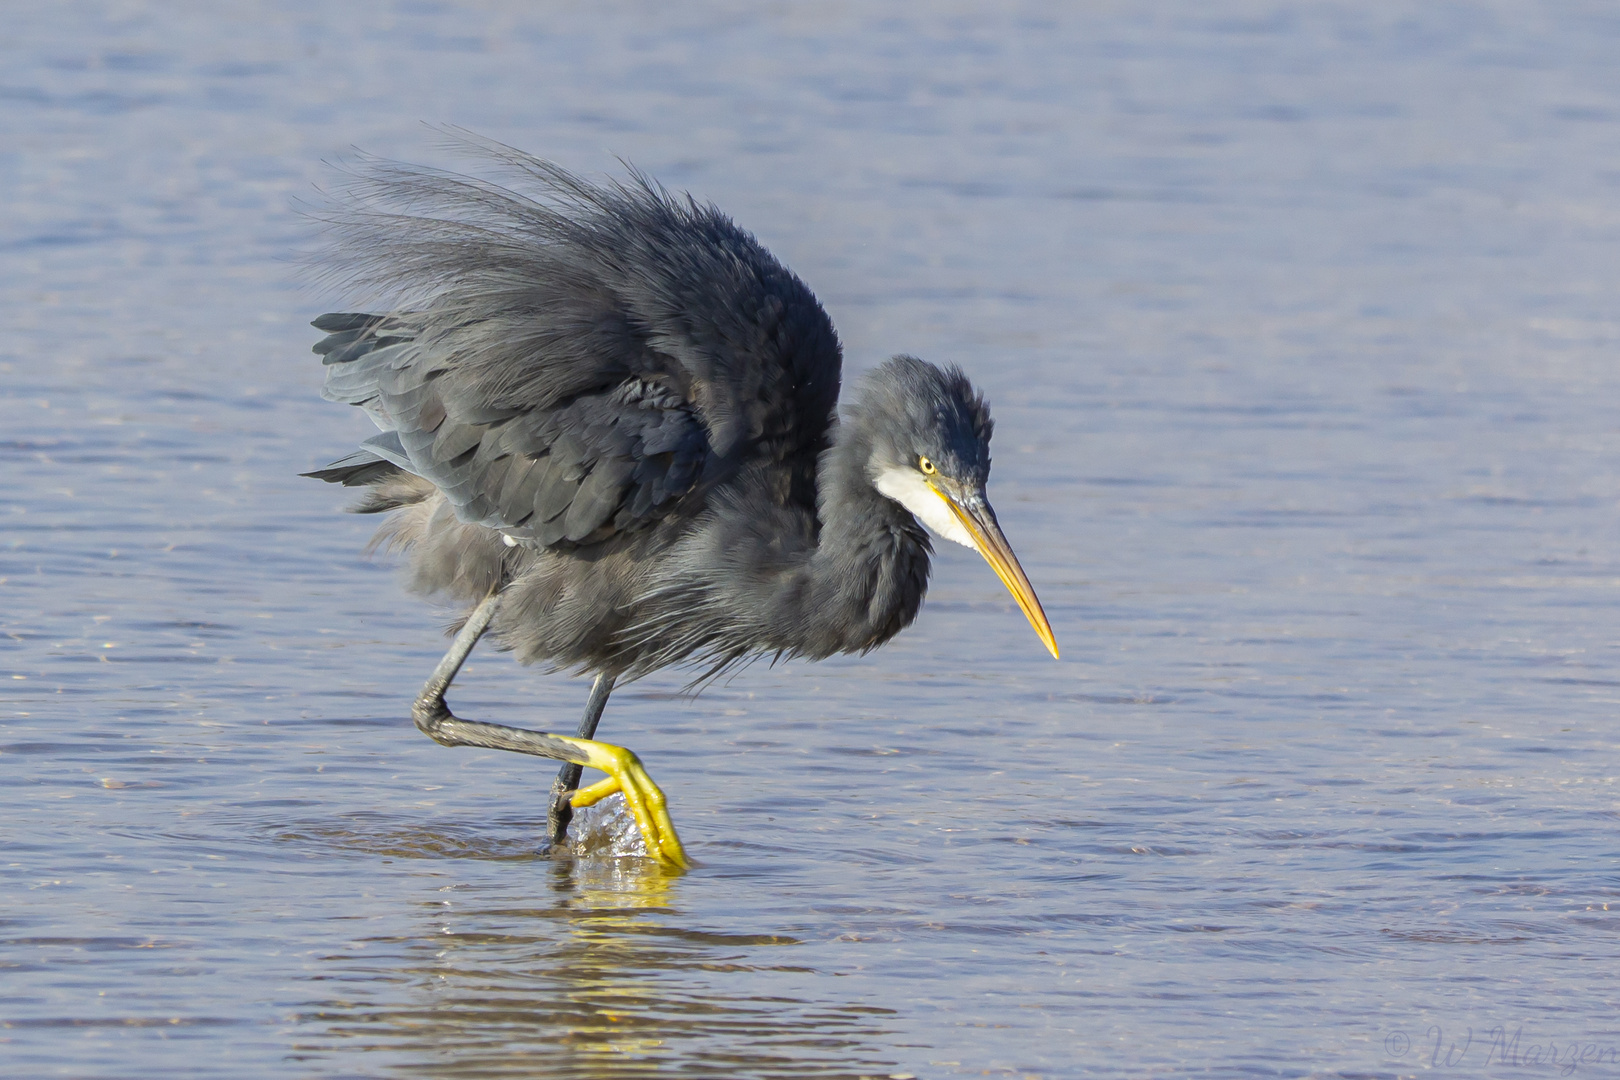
[
  {"left": 545, "top": 672, "right": 614, "bottom": 850},
  {"left": 411, "top": 593, "right": 687, "bottom": 867}
]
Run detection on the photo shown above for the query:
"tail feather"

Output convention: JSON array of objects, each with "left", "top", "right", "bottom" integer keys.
[{"left": 301, "top": 451, "right": 402, "bottom": 487}]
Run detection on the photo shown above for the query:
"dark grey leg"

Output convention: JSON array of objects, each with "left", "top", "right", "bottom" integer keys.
[
  {"left": 412, "top": 592, "right": 501, "bottom": 727},
  {"left": 409, "top": 594, "right": 684, "bottom": 866},
  {"left": 546, "top": 672, "right": 615, "bottom": 850},
  {"left": 411, "top": 592, "right": 590, "bottom": 763}
]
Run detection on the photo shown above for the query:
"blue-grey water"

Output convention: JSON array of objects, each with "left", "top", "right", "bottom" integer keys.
[{"left": 4, "top": 4, "right": 1619, "bottom": 1078}]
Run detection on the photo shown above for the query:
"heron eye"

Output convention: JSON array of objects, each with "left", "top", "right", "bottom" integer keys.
[{"left": 918, "top": 456, "right": 936, "bottom": 475}]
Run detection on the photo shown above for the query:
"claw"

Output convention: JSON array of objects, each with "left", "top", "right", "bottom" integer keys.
[{"left": 559, "top": 738, "right": 688, "bottom": 868}]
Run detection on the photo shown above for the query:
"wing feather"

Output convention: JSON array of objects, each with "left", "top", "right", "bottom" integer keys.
[{"left": 306, "top": 136, "right": 841, "bottom": 550}]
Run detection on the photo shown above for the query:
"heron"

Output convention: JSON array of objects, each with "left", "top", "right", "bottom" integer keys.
[{"left": 304, "top": 136, "right": 1058, "bottom": 868}]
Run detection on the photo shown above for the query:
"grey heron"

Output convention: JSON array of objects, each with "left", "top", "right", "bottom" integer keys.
[{"left": 305, "top": 136, "right": 1058, "bottom": 867}]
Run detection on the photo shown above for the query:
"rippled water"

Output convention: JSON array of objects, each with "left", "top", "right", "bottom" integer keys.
[{"left": 5, "top": 4, "right": 1620, "bottom": 1078}]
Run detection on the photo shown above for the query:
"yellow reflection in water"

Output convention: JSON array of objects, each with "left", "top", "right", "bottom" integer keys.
[{"left": 288, "top": 809, "right": 901, "bottom": 1080}]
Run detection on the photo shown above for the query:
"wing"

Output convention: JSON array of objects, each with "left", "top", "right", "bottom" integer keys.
[
  {"left": 313, "top": 313, "right": 709, "bottom": 545},
  {"left": 305, "top": 137, "right": 843, "bottom": 547}
]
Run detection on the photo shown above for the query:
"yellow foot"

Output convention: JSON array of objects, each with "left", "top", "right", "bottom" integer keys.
[{"left": 559, "top": 737, "right": 688, "bottom": 868}]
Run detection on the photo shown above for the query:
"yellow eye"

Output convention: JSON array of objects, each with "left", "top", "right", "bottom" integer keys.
[{"left": 918, "top": 456, "right": 936, "bottom": 475}]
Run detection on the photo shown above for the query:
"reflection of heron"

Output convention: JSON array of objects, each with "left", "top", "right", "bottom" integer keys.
[
  {"left": 301, "top": 857, "right": 902, "bottom": 1077},
  {"left": 304, "top": 136, "right": 1058, "bottom": 867}
]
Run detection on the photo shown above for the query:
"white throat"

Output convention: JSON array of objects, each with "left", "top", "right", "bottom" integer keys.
[{"left": 873, "top": 466, "right": 976, "bottom": 548}]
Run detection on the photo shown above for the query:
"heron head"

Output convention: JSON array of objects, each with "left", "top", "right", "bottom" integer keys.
[{"left": 852, "top": 355, "right": 1059, "bottom": 659}]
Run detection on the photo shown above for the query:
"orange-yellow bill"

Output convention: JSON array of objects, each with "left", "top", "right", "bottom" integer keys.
[{"left": 934, "top": 486, "right": 1059, "bottom": 659}]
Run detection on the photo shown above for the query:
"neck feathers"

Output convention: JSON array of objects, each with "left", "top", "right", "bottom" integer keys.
[
  {"left": 614, "top": 419, "right": 933, "bottom": 679},
  {"left": 800, "top": 422, "right": 933, "bottom": 655}
]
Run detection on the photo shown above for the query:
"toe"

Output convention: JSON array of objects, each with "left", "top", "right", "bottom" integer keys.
[{"left": 570, "top": 775, "right": 622, "bottom": 808}]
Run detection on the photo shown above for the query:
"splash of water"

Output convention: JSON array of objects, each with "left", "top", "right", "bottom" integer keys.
[{"left": 563, "top": 793, "right": 651, "bottom": 859}]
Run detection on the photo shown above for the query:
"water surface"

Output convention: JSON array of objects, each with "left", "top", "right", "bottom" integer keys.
[{"left": 4, "top": 4, "right": 1620, "bottom": 1078}]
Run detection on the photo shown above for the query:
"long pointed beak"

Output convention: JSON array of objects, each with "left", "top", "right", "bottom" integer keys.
[{"left": 932, "top": 484, "right": 1060, "bottom": 659}]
